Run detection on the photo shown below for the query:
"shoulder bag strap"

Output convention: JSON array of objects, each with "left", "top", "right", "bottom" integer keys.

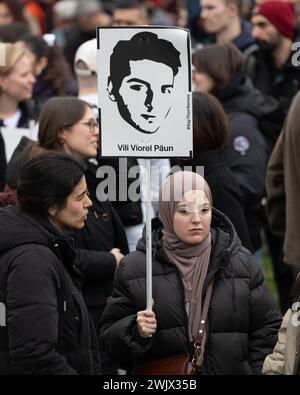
[{"left": 192, "top": 279, "right": 214, "bottom": 369}]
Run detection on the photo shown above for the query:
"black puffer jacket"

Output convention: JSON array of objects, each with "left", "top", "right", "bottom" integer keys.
[
  {"left": 213, "top": 73, "right": 271, "bottom": 250},
  {"left": 0, "top": 206, "right": 101, "bottom": 375},
  {"left": 100, "top": 209, "right": 281, "bottom": 375},
  {"left": 6, "top": 147, "right": 129, "bottom": 323}
]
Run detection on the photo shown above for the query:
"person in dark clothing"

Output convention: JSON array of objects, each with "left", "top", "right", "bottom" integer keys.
[
  {"left": 247, "top": 1, "right": 298, "bottom": 312},
  {"left": 247, "top": 0, "right": 299, "bottom": 148},
  {"left": 73, "top": 160, "right": 129, "bottom": 327},
  {"left": 0, "top": 153, "right": 101, "bottom": 375},
  {"left": 173, "top": 91, "right": 253, "bottom": 252},
  {"left": 266, "top": 93, "right": 300, "bottom": 312},
  {"left": 97, "top": 155, "right": 170, "bottom": 253},
  {"left": 97, "top": 157, "right": 143, "bottom": 230},
  {"left": 199, "top": 0, "right": 257, "bottom": 57},
  {"left": 5, "top": 97, "right": 128, "bottom": 374},
  {"left": 192, "top": 43, "right": 273, "bottom": 253},
  {"left": 36, "top": 97, "right": 129, "bottom": 329},
  {"left": 6, "top": 97, "right": 128, "bottom": 329},
  {"left": 100, "top": 171, "right": 281, "bottom": 375},
  {"left": 186, "top": 0, "right": 208, "bottom": 47},
  {"left": 63, "top": 0, "right": 110, "bottom": 71}
]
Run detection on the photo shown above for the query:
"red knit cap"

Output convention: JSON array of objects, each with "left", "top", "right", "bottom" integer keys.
[{"left": 257, "top": 1, "right": 296, "bottom": 40}]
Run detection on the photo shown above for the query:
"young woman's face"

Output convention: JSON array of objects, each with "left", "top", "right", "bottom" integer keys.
[
  {"left": 60, "top": 106, "right": 99, "bottom": 160},
  {"left": 0, "top": 55, "right": 36, "bottom": 101},
  {"left": 173, "top": 189, "right": 212, "bottom": 245},
  {"left": 192, "top": 70, "right": 215, "bottom": 93},
  {"left": 49, "top": 175, "right": 92, "bottom": 230}
]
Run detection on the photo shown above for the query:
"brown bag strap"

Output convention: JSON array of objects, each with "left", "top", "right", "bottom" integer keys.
[{"left": 192, "top": 279, "right": 214, "bottom": 369}]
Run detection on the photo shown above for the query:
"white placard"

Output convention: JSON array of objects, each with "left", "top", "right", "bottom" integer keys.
[{"left": 97, "top": 27, "right": 193, "bottom": 158}]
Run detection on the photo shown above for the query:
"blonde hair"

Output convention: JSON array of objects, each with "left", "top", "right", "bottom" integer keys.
[{"left": 0, "top": 42, "right": 25, "bottom": 75}]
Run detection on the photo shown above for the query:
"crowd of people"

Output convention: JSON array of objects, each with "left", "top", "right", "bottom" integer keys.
[{"left": 1, "top": 0, "right": 300, "bottom": 376}]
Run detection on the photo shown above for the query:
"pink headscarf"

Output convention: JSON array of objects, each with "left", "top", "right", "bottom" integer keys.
[{"left": 158, "top": 171, "right": 212, "bottom": 340}]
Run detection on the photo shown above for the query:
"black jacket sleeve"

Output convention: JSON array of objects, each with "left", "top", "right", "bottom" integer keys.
[
  {"left": 7, "top": 249, "right": 78, "bottom": 375},
  {"left": 100, "top": 263, "right": 152, "bottom": 363},
  {"left": 74, "top": 249, "right": 116, "bottom": 280},
  {"left": 247, "top": 254, "right": 282, "bottom": 374},
  {"left": 110, "top": 205, "right": 129, "bottom": 255}
]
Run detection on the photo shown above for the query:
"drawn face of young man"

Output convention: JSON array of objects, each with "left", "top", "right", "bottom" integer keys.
[{"left": 109, "top": 59, "right": 175, "bottom": 134}]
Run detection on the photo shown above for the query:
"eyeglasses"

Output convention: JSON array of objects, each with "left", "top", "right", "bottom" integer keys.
[{"left": 76, "top": 119, "right": 99, "bottom": 132}]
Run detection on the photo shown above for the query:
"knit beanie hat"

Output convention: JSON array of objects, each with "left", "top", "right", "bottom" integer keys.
[{"left": 257, "top": 1, "right": 296, "bottom": 40}]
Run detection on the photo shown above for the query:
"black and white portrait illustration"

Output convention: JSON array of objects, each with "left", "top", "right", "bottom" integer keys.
[
  {"left": 107, "top": 32, "right": 181, "bottom": 134},
  {"left": 97, "top": 27, "right": 192, "bottom": 157}
]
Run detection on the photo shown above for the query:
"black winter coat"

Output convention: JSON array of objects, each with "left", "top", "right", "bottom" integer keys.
[
  {"left": 100, "top": 210, "right": 281, "bottom": 375},
  {"left": 174, "top": 149, "right": 253, "bottom": 252},
  {"left": 72, "top": 162, "right": 129, "bottom": 314},
  {"left": 213, "top": 73, "right": 269, "bottom": 250},
  {"left": 6, "top": 149, "right": 129, "bottom": 322},
  {"left": 246, "top": 47, "right": 300, "bottom": 147},
  {"left": 0, "top": 206, "right": 101, "bottom": 375}
]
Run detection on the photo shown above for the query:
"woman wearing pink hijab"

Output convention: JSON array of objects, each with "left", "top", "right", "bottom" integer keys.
[{"left": 100, "top": 171, "right": 281, "bottom": 375}]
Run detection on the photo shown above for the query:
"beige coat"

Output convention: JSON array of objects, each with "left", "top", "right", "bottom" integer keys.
[
  {"left": 263, "top": 309, "right": 300, "bottom": 375},
  {"left": 266, "top": 90, "right": 300, "bottom": 271}
]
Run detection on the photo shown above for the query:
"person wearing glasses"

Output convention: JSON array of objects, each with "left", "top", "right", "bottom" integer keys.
[
  {"left": 6, "top": 97, "right": 129, "bottom": 374},
  {"left": 100, "top": 170, "right": 281, "bottom": 375},
  {"left": 0, "top": 153, "right": 101, "bottom": 375}
]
